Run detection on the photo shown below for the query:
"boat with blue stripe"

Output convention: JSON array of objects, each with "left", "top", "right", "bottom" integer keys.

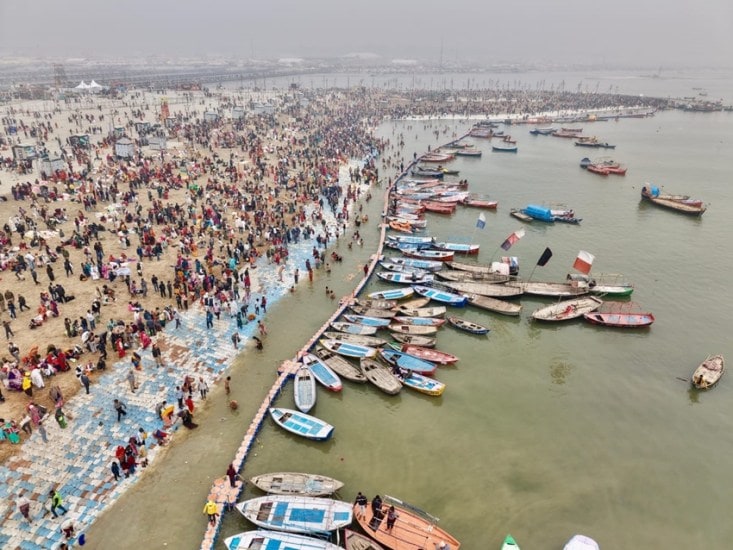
[
  {"left": 224, "top": 529, "right": 343, "bottom": 550},
  {"left": 342, "top": 314, "right": 392, "bottom": 327},
  {"left": 413, "top": 285, "right": 469, "bottom": 306},
  {"left": 376, "top": 271, "right": 435, "bottom": 284},
  {"left": 235, "top": 495, "right": 353, "bottom": 534},
  {"left": 319, "top": 339, "right": 378, "bottom": 359},
  {"left": 367, "top": 287, "right": 415, "bottom": 301},
  {"left": 402, "top": 372, "right": 446, "bottom": 396},
  {"left": 385, "top": 257, "right": 444, "bottom": 271},
  {"left": 269, "top": 408, "right": 334, "bottom": 441},
  {"left": 380, "top": 349, "right": 438, "bottom": 376},
  {"left": 301, "top": 353, "right": 342, "bottom": 392}
]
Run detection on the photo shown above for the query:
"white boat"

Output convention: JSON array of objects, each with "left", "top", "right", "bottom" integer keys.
[
  {"left": 249, "top": 472, "right": 344, "bottom": 497},
  {"left": 225, "top": 530, "right": 343, "bottom": 550},
  {"left": 563, "top": 534, "right": 600, "bottom": 550},
  {"left": 301, "top": 353, "right": 343, "bottom": 392},
  {"left": 691, "top": 354, "right": 725, "bottom": 389},
  {"left": 235, "top": 495, "right": 353, "bottom": 534},
  {"left": 531, "top": 297, "right": 603, "bottom": 321},
  {"left": 293, "top": 366, "right": 316, "bottom": 413},
  {"left": 321, "top": 332, "right": 388, "bottom": 348},
  {"left": 320, "top": 339, "right": 378, "bottom": 358},
  {"left": 269, "top": 408, "right": 334, "bottom": 441},
  {"left": 314, "top": 347, "right": 368, "bottom": 383},
  {"left": 330, "top": 322, "right": 378, "bottom": 335},
  {"left": 367, "top": 287, "right": 415, "bottom": 301}
]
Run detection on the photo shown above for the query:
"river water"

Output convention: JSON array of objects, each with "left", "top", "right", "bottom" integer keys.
[{"left": 87, "top": 84, "right": 733, "bottom": 548}]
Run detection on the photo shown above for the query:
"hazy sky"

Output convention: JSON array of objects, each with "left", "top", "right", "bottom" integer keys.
[{"left": 1, "top": 0, "right": 731, "bottom": 67}]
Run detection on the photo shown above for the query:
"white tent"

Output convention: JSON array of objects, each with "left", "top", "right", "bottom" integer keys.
[
  {"left": 89, "top": 80, "right": 103, "bottom": 89},
  {"left": 75, "top": 81, "right": 90, "bottom": 89}
]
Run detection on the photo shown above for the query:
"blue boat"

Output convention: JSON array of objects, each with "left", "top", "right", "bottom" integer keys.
[
  {"left": 402, "top": 373, "right": 446, "bottom": 396},
  {"left": 368, "top": 287, "right": 415, "bottom": 301},
  {"left": 386, "top": 235, "right": 434, "bottom": 246},
  {"left": 293, "top": 366, "right": 317, "bottom": 413},
  {"left": 329, "top": 322, "right": 378, "bottom": 335},
  {"left": 342, "top": 314, "right": 392, "bottom": 327},
  {"left": 412, "top": 285, "right": 468, "bottom": 307},
  {"left": 225, "top": 530, "right": 343, "bottom": 550},
  {"left": 319, "top": 339, "right": 378, "bottom": 359},
  {"left": 376, "top": 271, "right": 434, "bottom": 285},
  {"left": 380, "top": 349, "right": 438, "bottom": 376},
  {"left": 388, "top": 257, "right": 444, "bottom": 271},
  {"left": 522, "top": 205, "right": 555, "bottom": 222},
  {"left": 269, "top": 408, "right": 334, "bottom": 441},
  {"left": 235, "top": 495, "right": 353, "bottom": 534},
  {"left": 300, "top": 353, "right": 342, "bottom": 392}
]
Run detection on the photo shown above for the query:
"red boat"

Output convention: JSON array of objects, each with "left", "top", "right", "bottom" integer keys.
[
  {"left": 605, "top": 166, "right": 627, "bottom": 175},
  {"left": 400, "top": 344, "right": 459, "bottom": 364},
  {"left": 584, "top": 312, "right": 655, "bottom": 328},
  {"left": 402, "top": 248, "right": 454, "bottom": 262},
  {"left": 463, "top": 198, "right": 498, "bottom": 209},
  {"left": 422, "top": 201, "right": 456, "bottom": 214},
  {"left": 586, "top": 164, "right": 611, "bottom": 175}
]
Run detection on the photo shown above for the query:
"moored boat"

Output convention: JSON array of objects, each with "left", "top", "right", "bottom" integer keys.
[
  {"left": 293, "top": 366, "right": 316, "bottom": 413},
  {"left": 321, "top": 332, "right": 388, "bottom": 348},
  {"left": 391, "top": 315, "right": 446, "bottom": 327},
  {"left": 342, "top": 314, "right": 392, "bottom": 327},
  {"left": 583, "top": 311, "right": 655, "bottom": 328},
  {"left": 314, "top": 346, "right": 368, "bottom": 383},
  {"left": 402, "top": 372, "right": 446, "bottom": 396},
  {"left": 249, "top": 472, "right": 344, "bottom": 497},
  {"left": 506, "top": 280, "right": 589, "bottom": 297},
  {"left": 641, "top": 185, "right": 706, "bottom": 216},
  {"left": 510, "top": 208, "right": 534, "bottom": 222},
  {"left": 330, "top": 322, "right": 378, "bottom": 335},
  {"left": 380, "top": 349, "right": 438, "bottom": 376},
  {"left": 432, "top": 242, "right": 480, "bottom": 255},
  {"left": 269, "top": 408, "right": 334, "bottom": 441},
  {"left": 437, "top": 270, "right": 510, "bottom": 283},
  {"left": 447, "top": 316, "right": 490, "bottom": 335},
  {"left": 384, "top": 257, "right": 444, "bottom": 271},
  {"left": 502, "top": 534, "right": 520, "bottom": 550},
  {"left": 353, "top": 298, "right": 398, "bottom": 309},
  {"left": 395, "top": 297, "right": 431, "bottom": 309},
  {"left": 368, "top": 287, "right": 416, "bottom": 301},
  {"left": 492, "top": 143, "right": 518, "bottom": 152},
  {"left": 390, "top": 333, "right": 437, "bottom": 348},
  {"left": 413, "top": 285, "right": 469, "bottom": 306},
  {"left": 462, "top": 197, "right": 498, "bottom": 208},
  {"left": 465, "top": 293, "right": 523, "bottom": 316},
  {"left": 532, "top": 296, "right": 603, "bottom": 321},
  {"left": 388, "top": 323, "right": 438, "bottom": 335},
  {"left": 344, "top": 528, "right": 385, "bottom": 550},
  {"left": 301, "top": 353, "right": 343, "bottom": 392},
  {"left": 402, "top": 248, "right": 455, "bottom": 262},
  {"left": 394, "top": 305, "right": 447, "bottom": 318},
  {"left": 377, "top": 271, "right": 434, "bottom": 285},
  {"left": 225, "top": 530, "right": 343, "bottom": 550},
  {"left": 319, "top": 339, "right": 378, "bottom": 359},
  {"left": 349, "top": 305, "right": 397, "bottom": 319},
  {"left": 235, "top": 495, "right": 352, "bottom": 533},
  {"left": 691, "top": 354, "right": 725, "bottom": 389},
  {"left": 359, "top": 358, "right": 402, "bottom": 395},
  {"left": 441, "top": 280, "right": 523, "bottom": 298},
  {"left": 396, "top": 343, "right": 458, "bottom": 364}
]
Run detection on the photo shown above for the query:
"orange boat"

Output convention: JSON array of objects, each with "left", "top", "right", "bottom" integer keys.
[
  {"left": 389, "top": 220, "right": 415, "bottom": 234},
  {"left": 356, "top": 496, "right": 461, "bottom": 550}
]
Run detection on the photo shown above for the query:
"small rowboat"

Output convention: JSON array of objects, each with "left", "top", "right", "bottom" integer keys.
[
  {"left": 395, "top": 305, "right": 446, "bottom": 318},
  {"left": 387, "top": 235, "right": 434, "bottom": 246},
  {"left": 377, "top": 271, "right": 435, "bottom": 285},
  {"left": 465, "top": 293, "right": 522, "bottom": 316},
  {"left": 360, "top": 358, "right": 402, "bottom": 395},
  {"left": 422, "top": 201, "right": 457, "bottom": 214},
  {"left": 379, "top": 262, "right": 430, "bottom": 277},
  {"left": 269, "top": 408, "right": 334, "bottom": 441},
  {"left": 437, "top": 270, "right": 510, "bottom": 283},
  {"left": 396, "top": 297, "right": 431, "bottom": 309},
  {"left": 314, "top": 347, "right": 367, "bottom": 383},
  {"left": 402, "top": 249, "right": 455, "bottom": 262},
  {"left": 532, "top": 296, "right": 603, "bottom": 322},
  {"left": 413, "top": 285, "right": 469, "bottom": 306},
  {"left": 392, "top": 316, "right": 445, "bottom": 327},
  {"left": 294, "top": 366, "right": 316, "bottom": 413},
  {"left": 387, "top": 216, "right": 427, "bottom": 229},
  {"left": 225, "top": 530, "right": 343, "bottom": 550},
  {"left": 348, "top": 305, "right": 396, "bottom": 319},
  {"left": 385, "top": 257, "right": 444, "bottom": 271},
  {"left": 506, "top": 281, "right": 588, "bottom": 297},
  {"left": 249, "top": 472, "right": 344, "bottom": 497},
  {"left": 320, "top": 339, "right": 378, "bottom": 359},
  {"left": 368, "top": 287, "right": 415, "bottom": 301},
  {"left": 388, "top": 220, "right": 415, "bottom": 234},
  {"left": 301, "top": 353, "right": 342, "bottom": 392},
  {"left": 402, "top": 372, "right": 446, "bottom": 396},
  {"left": 691, "top": 354, "right": 725, "bottom": 390},
  {"left": 510, "top": 208, "right": 534, "bottom": 222},
  {"left": 389, "top": 323, "right": 438, "bottom": 335},
  {"left": 236, "top": 495, "right": 352, "bottom": 533},
  {"left": 441, "top": 281, "right": 523, "bottom": 298},
  {"left": 492, "top": 143, "right": 518, "bottom": 152},
  {"left": 564, "top": 534, "right": 599, "bottom": 550},
  {"left": 447, "top": 316, "right": 490, "bottom": 335},
  {"left": 455, "top": 148, "right": 482, "bottom": 157},
  {"left": 344, "top": 529, "right": 385, "bottom": 550},
  {"left": 330, "top": 322, "right": 378, "bottom": 335},
  {"left": 396, "top": 343, "right": 458, "bottom": 364},
  {"left": 432, "top": 242, "right": 480, "bottom": 255},
  {"left": 390, "top": 333, "right": 437, "bottom": 348},
  {"left": 342, "top": 314, "right": 392, "bottom": 327},
  {"left": 583, "top": 312, "right": 655, "bottom": 328},
  {"left": 353, "top": 298, "right": 397, "bottom": 309},
  {"left": 322, "top": 332, "right": 388, "bottom": 348},
  {"left": 462, "top": 198, "right": 497, "bottom": 208},
  {"left": 502, "top": 534, "right": 520, "bottom": 550},
  {"left": 380, "top": 349, "right": 437, "bottom": 375}
]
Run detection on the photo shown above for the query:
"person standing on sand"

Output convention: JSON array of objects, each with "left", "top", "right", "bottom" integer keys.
[
  {"left": 3, "top": 319, "right": 14, "bottom": 339},
  {"left": 224, "top": 376, "right": 231, "bottom": 395},
  {"left": 47, "top": 264, "right": 55, "bottom": 282},
  {"left": 199, "top": 377, "right": 208, "bottom": 399}
]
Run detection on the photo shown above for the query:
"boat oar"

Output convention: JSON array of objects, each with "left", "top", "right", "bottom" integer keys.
[{"left": 675, "top": 376, "right": 689, "bottom": 382}]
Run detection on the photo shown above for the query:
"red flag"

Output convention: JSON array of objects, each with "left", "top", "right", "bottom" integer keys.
[{"left": 573, "top": 250, "right": 595, "bottom": 274}]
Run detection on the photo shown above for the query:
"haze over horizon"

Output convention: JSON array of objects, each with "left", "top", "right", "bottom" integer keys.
[{"left": 1, "top": 0, "right": 731, "bottom": 69}]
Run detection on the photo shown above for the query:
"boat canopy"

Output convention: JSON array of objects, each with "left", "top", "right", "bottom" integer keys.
[
  {"left": 648, "top": 185, "right": 660, "bottom": 197},
  {"left": 525, "top": 205, "right": 554, "bottom": 221}
]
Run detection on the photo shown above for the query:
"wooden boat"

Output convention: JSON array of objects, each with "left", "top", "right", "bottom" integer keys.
[
  {"left": 521, "top": 205, "right": 555, "bottom": 222},
  {"left": 396, "top": 343, "right": 458, "bottom": 364},
  {"left": 344, "top": 528, "right": 385, "bottom": 550},
  {"left": 301, "top": 353, "right": 343, "bottom": 392},
  {"left": 529, "top": 126, "right": 557, "bottom": 135},
  {"left": 360, "top": 358, "right": 402, "bottom": 395},
  {"left": 432, "top": 242, "right": 480, "bottom": 255},
  {"left": 641, "top": 185, "right": 706, "bottom": 216},
  {"left": 395, "top": 305, "right": 446, "bottom": 318},
  {"left": 388, "top": 323, "right": 438, "bottom": 335},
  {"left": 692, "top": 354, "right": 725, "bottom": 389},
  {"left": 385, "top": 257, "right": 443, "bottom": 271},
  {"left": 368, "top": 287, "right": 415, "bottom": 301},
  {"left": 413, "top": 285, "right": 469, "bottom": 306},
  {"left": 391, "top": 315, "right": 445, "bottom": 327},
  {"left": 343, "top": 314, "right": 392, "bottom": 327},
  {"left": 319, "top": 339, "right": 378, "bottom": 359},
  {"left": 402, "top": 372, "right": 446, "bottom": 396},
  {"left": 584, "top": 311, "right": 655, "bottom": 328},
  {"left": 506, "top": 281, "right": 588, "bottom": 297},
  {"left": 492, "top": 143, "right": 518, "bottom": 152},
  {"left": 531, "top": 296, "right": 603, "bottom": 322},
  {"left": 377, "top": 271, "right": 435, "bottom": 285},
  {"left": 422, "top": 201, "right": 456, "bottom": 214},
  {"left": 387, "top": 235, "right": 434, "bottom": 246},
  {"left": 224, "top": 530, "right": 343, "bottom": 550},
  {"left": 563, "top": 535, "right": 599, "bottom": 550},
  {"left": 235, "top": 495, "right": 352, "bottom": 533},
  {"left": 501, "top": 534, "right": 520, "bottom": 550},
  {"left": 390, "top": 333, "right": 437, "bottom": 348},
  {"left": 568, "top": 273, "right": 634, "bottom": 297},
  {"left": 387, "top": 216, "right": 427, "bottom": 229},
  {"left": 402, "top": 248, "right": 454, "bottom": 262},
  {"left": 586, "top": 164, "right": 611, "bottom": 175},
  {"left": 353, "top": 298, "right": 397, "bottom": 309},
  {"left": 454, "top": 148, "right": 482, "bottom": 157},
  {"left": 269, "top": 408, "right": 334, "bottom": 441},
  {"left": 314, "top": 347, "right": 367, "bottom": 383},
  {"left": 465, "top": 293, "right": 522, "bottom": 316},
  {"left": 420, "top": 153, "right": 454, "bottom": 163},
  {"left": 605, "top": 165, "right": 627, "bottom": 175},
  {"left": 411, "top": 168, "right": 444, "bottom": 179},
  {"left": 447, "top": 316, "right": 490, "bottom": 335},
  {"left": 330, "top": 322, "right": 378, "bottom": 335},
  {"left": 293, "top": 366, "right": 317, "bottom": 413},
  {"left": 379, "top": 262, "right": 430, "bottom": 277},
  {"left": 322, "top": 332, "right": 388, "bottom": 348},
  {"left": 249, "top": 472, "right": 344, "bottom": 497},
  {"left": 395, "top": 297, "right": 431, "bottom": 309},
  {"left": 388, "top": 220, "right": 415, "bottom": 234},
  {"left": 437, "top": 270, "right": 510, "bottom": 283},
  {"left": 462, "top": 197, "right": 497, "bottom": 209},
  {"left": 441, "top": 281, "right": 523, "bottom": 298},
  {"left": 510, "top": 208, "right": 534, "bottom": 222},
  {"left": 380, "top": 349, "right": 438, "bottom": 376},
  {"left": 445, "top": 260, "right": 497, "bottom": 274},
  {"left": 349, "top": 305, "right": 397, "bottom": 319},
  {"left": 355, "top": 495, "right": 461, "bottom": 550}
]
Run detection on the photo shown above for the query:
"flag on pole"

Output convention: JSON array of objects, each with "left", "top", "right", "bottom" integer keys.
[
  {"left": 573, "top": 250, "right": 595, "bottom": 274},
  {"left": 536, "top": 247, "right": 553, "bottom": 266},
  {"left": 476, "top": 212, "right": 486, "bottom": 230},
  {"left": 500, "top": 228, "right": 526, "bottom": 251}
]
